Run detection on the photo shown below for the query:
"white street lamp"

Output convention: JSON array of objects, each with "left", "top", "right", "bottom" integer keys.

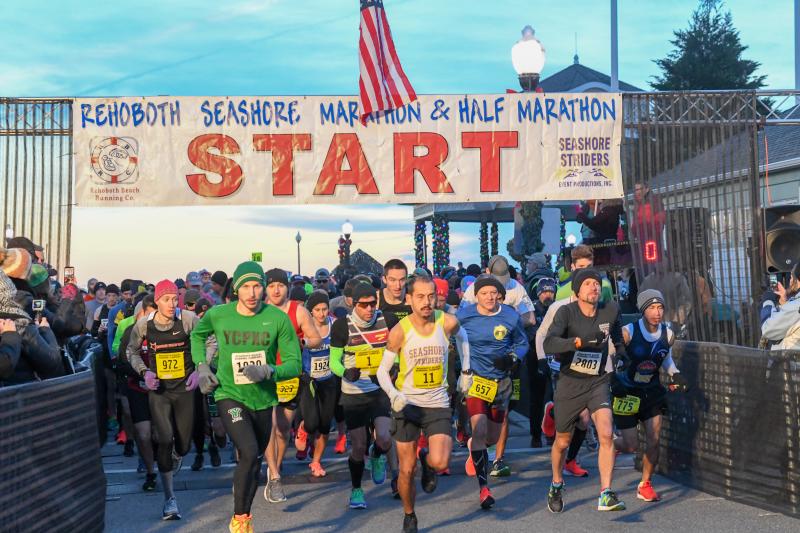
[
  {"left": 566, "top": 233, "right": 578, "bottom": 246},
  {"left": 295, "top": 231, "right": 302, "bottom": 274},
  {"left": 511, "top": 25, "right": 546, "bottom": 92},
  {"left": 341, "top": 220, "right": 354, "bottom": 239}
]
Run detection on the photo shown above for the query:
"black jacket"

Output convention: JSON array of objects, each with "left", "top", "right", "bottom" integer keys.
[{"left": 0, "top": 321, "right": 64, "bottom": 386}]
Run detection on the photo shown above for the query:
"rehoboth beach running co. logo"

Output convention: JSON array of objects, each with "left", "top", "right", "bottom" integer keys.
[{"left": 90, "top": 137, "right": 139, "bottom": 184}]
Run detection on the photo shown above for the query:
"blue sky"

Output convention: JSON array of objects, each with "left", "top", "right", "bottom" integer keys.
[{"left": 0, "top": 0, "right": 795, "bottom": 282}]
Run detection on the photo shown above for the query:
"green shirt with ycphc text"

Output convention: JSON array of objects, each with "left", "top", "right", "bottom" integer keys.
[{"left": 191, "top": 302, "right": 301, "bottom": 411}]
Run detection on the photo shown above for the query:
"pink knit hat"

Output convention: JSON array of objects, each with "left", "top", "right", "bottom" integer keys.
[{"left": 154, "top": 279, "right": 178, "bottom": 302}]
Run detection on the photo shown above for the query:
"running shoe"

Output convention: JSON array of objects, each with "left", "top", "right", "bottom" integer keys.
[
  {"left": 264, "top": 477, "right": 287, "bottom": 503},
  {"left": 123, "top": 440, "right": 135, "bottom": 457},
  {"left": 209, "top": 445, "right": 221, "bottom": 467},
  {"left": 391, "top": 475, "right": 400, "bottom": 499},
  {"left": 456, "top": 429, "right": 468, "bottom": 448},
  {"left": 296, "top": 445, "right": 309, "bottom": 461},
  {"left": 547, "top": 482, "right": 564, "bottom": 513},
  {"left": 171, "top": 451, "right": 183, "bottom": 476},
  {"left": 142, "top": 473, "right": 157, "bottom": 492},
  {"left": 334, "top": 433, "right": 347, "bottom": 454},
  {"left": 465, "top": 451, "right": 476, "bottom": 477},
  {"left": 369, "top": 445, "right": 387, "bottom": 485},
  {"left": 437, "top": 468, "right": 450, "bottom": 476},
  {"left": 295, "top": 424, "right": 308, "bottom": 458},
  {"left": 228, "top": 513, "right": 253, "bottom": 533},
  {"left": 563, "top": 459, "right": 588, "bottom": 477},
  {"left": 418, "top": 448, "right": 437, "bottom": 493},
  {"left": 162, "top": 497, "right": 181, "bottom": 520},
  {"left": 137, "top": 458, "right": 146, "bottom": 474},
  {"left": 309, "top": 461, "right": 326, "bottom": 477},
  {"left": 597, "top": 488, "right": 625, "bottom": 511},
  {"left": 479, "top": 486, "right": 495, "bottom": 509},
  {"left": 584, "top": 426, "right": 599, "bottom": 451},
  {"left": 637, "top": 481, "right": 661, "bottom": 502},
  {"left": 489, "top": 459, "right": 511, "bottom": 477},
  {"left": 402, "top": 512, "right": 418, "bottom": 533},
  {"left": 349, "top": 488, "right": 367, "bottom": 509},
  {"left": 191, "top": 454, "right": 204, "bottom": 471},
  {"left": 541, "top": 401, "right": 555, "bottom": 439}
]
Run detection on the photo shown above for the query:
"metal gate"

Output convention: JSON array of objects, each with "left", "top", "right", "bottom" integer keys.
[
  {"left": 621, "top": 91, "right": 765, "bottom": 346},
  {"left": 0, "top": 98, "right": 73, "bottom": 273}
]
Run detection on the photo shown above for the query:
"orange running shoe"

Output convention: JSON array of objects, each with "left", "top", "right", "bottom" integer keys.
[
  {"left": 563, "top": 459, "right": 589, "bottom": 477},
  {"left": 294, "top": 423, "right": 308, "bottom": 453},
  {"left": 479, "top": 486, "right": 495, "bottom": 509},
  {"left": 228, "top": 513, "right": 253, "bottom": 533},
  {"left": 334, "top": 433, "right": 347, "bottom": 454},
  {"left": 116, "top": 429, "right": 127, "bottom": 445},
  {"left": 465, "top": 440, "right": 476, "bottom": 477},
  {"left": 637, "top": 480, "right": 661, "bottom": 502},
  {"left": 309, "top": 461, "right": 327, "bottom": 477},
  {"left": 541, "top": 402, "right": 555, "bottom": 439}
]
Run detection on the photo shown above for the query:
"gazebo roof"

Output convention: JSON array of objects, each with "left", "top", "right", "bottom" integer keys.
[{"left": 411, "top": 201, "right": 578, "bottom": 223}]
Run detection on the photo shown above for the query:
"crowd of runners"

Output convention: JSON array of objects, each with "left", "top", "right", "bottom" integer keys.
[{"left": 14, "top": 243, "right": 689, "bottom": 533}]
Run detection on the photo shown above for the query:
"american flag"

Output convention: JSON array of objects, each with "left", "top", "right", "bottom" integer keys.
[{"left": 358, "top": 0, "right": 417, "bottom": 123}]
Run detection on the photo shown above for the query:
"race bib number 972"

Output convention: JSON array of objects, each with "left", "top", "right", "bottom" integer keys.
[{"left": 155, "top": 352, "right": 185, "bottom": 380}]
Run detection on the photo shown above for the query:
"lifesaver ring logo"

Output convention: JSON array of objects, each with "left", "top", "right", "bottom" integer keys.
[{"left": 90, "top": 137, "right": 138, "bottom": 184}]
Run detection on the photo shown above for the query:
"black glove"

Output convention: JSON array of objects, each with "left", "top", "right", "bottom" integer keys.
[
  {"left": 536, "top": 358, "right": 550, "bottom": 377},
  {"left": 612, "top": 350, "right": 631, "bottom": 372},
  {"left": 299, "top": 373, "right": 312, "bottom": 386},
  {"left": 610, "top": 374, "right": 628, "bottom": 398},
  {"left": 343, "top": 367, "right": 361, "bottom": 382},
  {"left": 493, "top": 354, "right": 519, "bottom": 373},
  {"left": 669, "top": 373, "right": 689, "bottom": 393},
  {"left": 579, "top": 331, "right": 606, "bottom": 348}
]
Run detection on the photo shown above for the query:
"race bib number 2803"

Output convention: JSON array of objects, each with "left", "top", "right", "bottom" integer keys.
[{"left": 569, "top": 351, "right": 602, "bottom": 376}]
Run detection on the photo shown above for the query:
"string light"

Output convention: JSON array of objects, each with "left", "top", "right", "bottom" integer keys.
[
  {"left": 490, "top": 222, "right": 499, "bottom": 257},
  {"left": 414, "top": 221, "right": 426, "bottom": 268},
  {"left": 432, "top": 215, "right": 450, "bottom": 275},
  {"left": 480, "top": 221, "right": 489, "bottom": 267}
]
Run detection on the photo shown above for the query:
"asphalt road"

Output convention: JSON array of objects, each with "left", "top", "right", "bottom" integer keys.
[{"left": 103, "top": 414, "right": 799, "bottom": 533}]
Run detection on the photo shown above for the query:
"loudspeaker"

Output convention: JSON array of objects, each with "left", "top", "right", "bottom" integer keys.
[{"left": 765, "top": 205, "right": 800, "bottom": 273}]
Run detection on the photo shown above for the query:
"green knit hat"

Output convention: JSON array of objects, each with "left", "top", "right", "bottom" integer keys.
[
  {"left": 233, "top": 261, "right": 265, "bottom": 292},
  {"left": 28, "top": 264, "right": 49, "bottom": 288}
]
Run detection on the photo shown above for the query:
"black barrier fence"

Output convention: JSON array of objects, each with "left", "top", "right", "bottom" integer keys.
[
  {"left": 659, "top": 341, "right": 800, "bottom": 517},
  {"left": 513, "top": 341, "right": 800, "bottom": 517},
  {"left": 0, "top": 370, "right": 106, "bottom": 533}
]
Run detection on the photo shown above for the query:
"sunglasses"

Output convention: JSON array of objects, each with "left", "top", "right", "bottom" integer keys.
[{"left": 355, "top": 300, "right": 378, "bottom": 309}]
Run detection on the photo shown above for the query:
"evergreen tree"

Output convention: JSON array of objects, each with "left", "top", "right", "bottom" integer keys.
[{"left": 652, "top": 0, "right": 766, "bottom": 90}]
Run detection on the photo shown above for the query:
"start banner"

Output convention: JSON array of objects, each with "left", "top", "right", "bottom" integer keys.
[{"left": 73, "top": 94, "right": 623, "bottom": 207}]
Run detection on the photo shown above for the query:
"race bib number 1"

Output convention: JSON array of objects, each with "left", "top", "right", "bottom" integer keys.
[
  {"left": 413, "top": 364, "right": 443, "bottom": 389},
  {"left": 277, "top": 378, "right": 300, "bottom": 403},
  {"left": 355, "top": 347, "right": 383, "bottom": 375},
  {"left": 569, "top": 351, "right": 602, "bottom": 376},
  {"left": 232, "top": 351, "right": 267, "bottom": 385},
  {"left": 155, "top": 352, "right": 185, "bottom": 380},
  {"left": 612, "top": 395, "right": 641, "bottom": 415},
  {"left": 468, "top": 376, "right": 498, "bottom": 403}
]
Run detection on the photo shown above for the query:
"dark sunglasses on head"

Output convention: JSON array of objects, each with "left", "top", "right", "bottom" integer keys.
[{"left": 355, "top": 300, "right": 377, "bottom": 309}]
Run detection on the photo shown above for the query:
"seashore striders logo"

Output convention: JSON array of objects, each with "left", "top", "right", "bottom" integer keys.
[{"left": 90, "top": 137, "right": 139, "bottom": 184}]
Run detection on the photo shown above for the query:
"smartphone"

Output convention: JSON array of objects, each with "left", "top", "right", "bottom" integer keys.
[
  {"left": 32, "top": 299, "right": 45, "bottom": 312},
  {"left": 100, "top": 318, "right": 109, "bottom": 328},
  {"left": 64, "top": 266, "right": 75, "bottom": 285},
  {"left": 769, "top": 274, "right": 778, "bottom": 290}
]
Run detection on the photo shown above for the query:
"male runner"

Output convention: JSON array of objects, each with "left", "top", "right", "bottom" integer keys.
[
  {"left": 543, "top": 269, "right": 625, "bottom": 513},
  {"left": 377, "top": 275, "right": 464, "bottom": 533},
  {"left": 612, "top": 289, "right": 687, "bottom": 502},
  {"left": 330, "top": 282, "right": 393, "bottom": 510},
  {"left": 456, "top": 276, "right": 528, "bottom": 509},
  {"left": 127, "top": 280, "right": 200, "bottom": 520},
  {"left": 191, "top": 261, "right": 301, "bottom": 533},
  {"left": 262, "top": 268, "right": 321, "bottom": 503},
  {"left": 537, "top": 245, "right": 603, "bottom": 476}
]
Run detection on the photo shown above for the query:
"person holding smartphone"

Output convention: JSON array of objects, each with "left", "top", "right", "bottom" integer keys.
[{"left": 761, "top": 263, "right": 800, "bottom": 350}]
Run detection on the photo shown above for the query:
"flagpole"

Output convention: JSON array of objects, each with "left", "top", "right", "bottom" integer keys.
[{"left": 610, "top": 0, "right": 619, "bottom": 91}]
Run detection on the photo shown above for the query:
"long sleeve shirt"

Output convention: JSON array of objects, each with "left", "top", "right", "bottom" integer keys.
[{"left": 455, "top": 304, "right": 528, "bottom": 380}]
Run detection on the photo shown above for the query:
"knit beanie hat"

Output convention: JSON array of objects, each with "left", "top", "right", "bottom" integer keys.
[
  {"left": 233, "top": 261, "right": 266, "bottom": 292},
  {"left": 352, "top": 282, "right": 377, "bottom": 302},
  {"left": 305, "top": 290, "right": 330, "bottom": 312},
  {"left": 473, "top": 275, "right": 506, "bottom": 298},
  {"left": 0, "top": 247, "right": 32, "bottom": 280},
  {"left": 637, "top": 289, "right": 666, "bottom": 314},
  {"left": 28, "top": 263, "right": 50, "bottom": 289},
  {"left": 211, "top": 270, "right": 228, "bottom": 286},
  {"left": 155, "top": 279, "right": 178, "bottom": 301},
  {"left": 572, "top": 269, "right": 602, "bottom": 295},
  {"left": 0, "top": 269, "right": 31, "bottom": 323},
  {"left": 264, "top": 268, "right": 289, "bottom": 288}
]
